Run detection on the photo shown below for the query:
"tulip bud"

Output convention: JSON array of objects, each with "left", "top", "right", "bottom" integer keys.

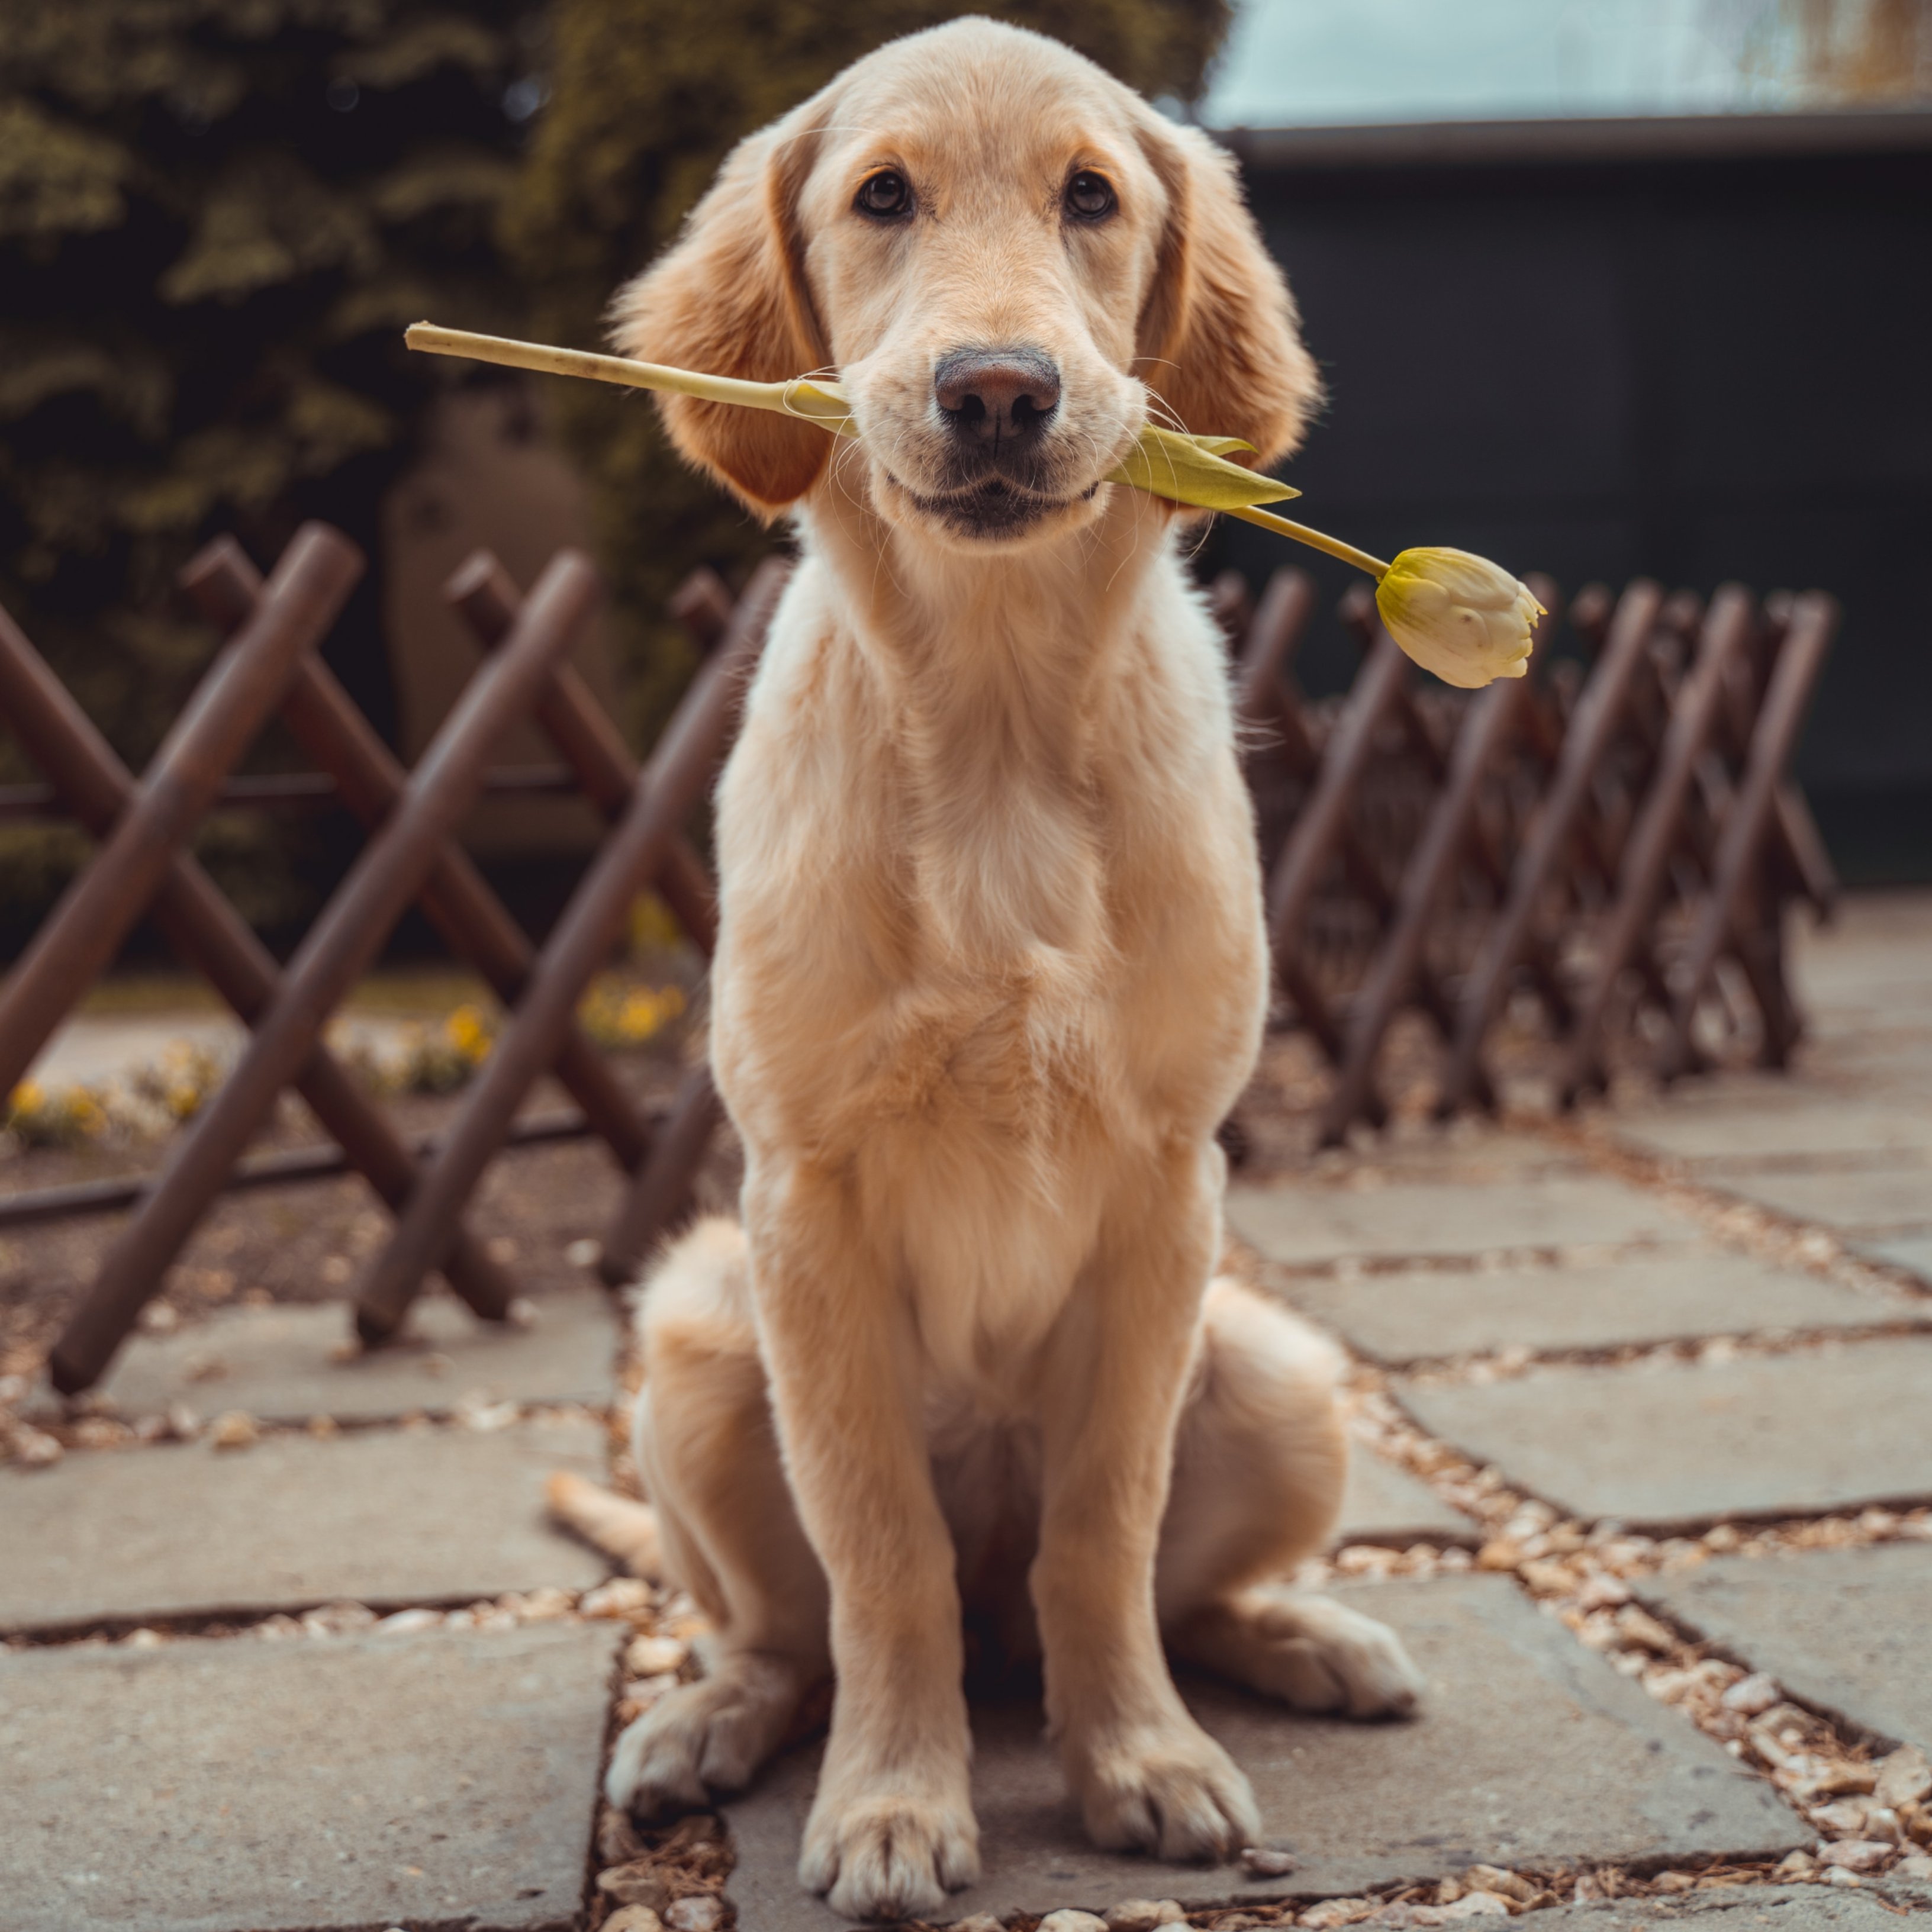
[{"left": 1374, "top": 548, "right": 1543, "bottom": 689}]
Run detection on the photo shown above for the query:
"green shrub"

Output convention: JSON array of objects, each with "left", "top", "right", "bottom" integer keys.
[{"left": 0, "top": 0, "right": 538, "bottom": 945}]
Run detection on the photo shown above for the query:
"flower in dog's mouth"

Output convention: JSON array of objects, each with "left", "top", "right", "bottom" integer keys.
[{"left": 405, "top": 323, "right": 1541, "bottom": 687}]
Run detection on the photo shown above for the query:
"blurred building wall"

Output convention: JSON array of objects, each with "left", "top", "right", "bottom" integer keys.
[{"left": 1218, "top": 111, "right": 1932, "bottom": 882}]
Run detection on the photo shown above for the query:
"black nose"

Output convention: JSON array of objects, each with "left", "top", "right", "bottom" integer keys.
[{"left": 934, "top": 347, "right": 1061, "bottom": 446}]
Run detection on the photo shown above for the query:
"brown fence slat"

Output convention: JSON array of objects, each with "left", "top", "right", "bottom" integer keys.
[
  {"left": 597, "top": 1061, "right": 728, "bottom": 1287},
  {"left": 453, "top": 556, "right": 724, "bottom": 962}
]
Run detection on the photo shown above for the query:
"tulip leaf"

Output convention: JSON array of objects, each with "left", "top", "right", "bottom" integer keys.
[{"left": 1106, "top": 424, "right": 1299, "bottom": 510}]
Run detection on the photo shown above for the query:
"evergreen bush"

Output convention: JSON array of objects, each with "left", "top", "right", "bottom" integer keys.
[{"left": 0, "top": 0, "right": 537, "bottom": 945}]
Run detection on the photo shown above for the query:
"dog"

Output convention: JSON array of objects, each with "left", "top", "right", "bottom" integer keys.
[{"left": 548, "top": 18, "right": 1423, "bottom": 1921}]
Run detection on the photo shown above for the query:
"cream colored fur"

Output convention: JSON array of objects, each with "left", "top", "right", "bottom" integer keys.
[{"left": 552, "top": 21, "right": 1423, "bottom": 1921}]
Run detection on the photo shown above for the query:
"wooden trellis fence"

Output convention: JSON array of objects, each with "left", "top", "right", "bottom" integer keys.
[
  {"left": 1221, "top": 566, "right": 1837, "bottom": 1141},
  {"left": 0, "top": 523, "right": 775, "bottom": 1393},
  {"left": 0, "top": 529, "right": 1836, "bottom": 1392}
]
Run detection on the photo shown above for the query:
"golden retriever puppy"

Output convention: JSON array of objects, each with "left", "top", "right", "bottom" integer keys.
[{"left": 559, "top": 17, "right": 1422, "bottom": 1920}]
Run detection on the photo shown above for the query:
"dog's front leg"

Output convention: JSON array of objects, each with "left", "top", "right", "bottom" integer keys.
[
  {"left": 745, "top": 1163, "right": 980, "bottom": 1921},
  {"left": 1035, "top": 1144, "right": 1262, "bottom": 1862}
]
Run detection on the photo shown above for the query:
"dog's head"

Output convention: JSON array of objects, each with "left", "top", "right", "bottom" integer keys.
[{"left": 613, "top": 18, "right": 1318, "bottom": 549}]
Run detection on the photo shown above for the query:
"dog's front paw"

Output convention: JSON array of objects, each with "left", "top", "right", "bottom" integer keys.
[
  {"left": 1071, "top": 1717, "right": 1261, "bottom": 1863},
  {"left": 1245, "top": 1592, "right": 1424, "bottom": 1719},
  {"left": 606, "top": 1660, "right": 801, "bottom": 1816},
  {"left": 800, "top": 1789, "right": 980, "bottom": 1922}
]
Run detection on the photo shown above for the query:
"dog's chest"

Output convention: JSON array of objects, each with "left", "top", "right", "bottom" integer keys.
[
  {"left": 870, "top": 938, "right": 1115, "bottom": 1139},
  {"left": 856, "top": 922, "right": 1168, "bottom": 1392}
]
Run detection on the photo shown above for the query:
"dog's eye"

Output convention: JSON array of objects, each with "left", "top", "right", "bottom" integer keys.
[
  {"left": 1064, "top": 170, "right": 1116, "bottom": 222},
  {"left": 855, "top": 171, "right": 912, "bottom": 219}
]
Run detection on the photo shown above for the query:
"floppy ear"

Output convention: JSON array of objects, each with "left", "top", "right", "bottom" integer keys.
[
  {"left": 1134, "top": 117, "right": 1321, "bottom": 471},
  {"left": 608, "top": 105, "right": 830, "bottom": 513}
]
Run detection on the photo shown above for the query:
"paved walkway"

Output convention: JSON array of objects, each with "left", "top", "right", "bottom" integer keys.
[{"left": 3, "top": 894, "right": 1931, "bottom": 1931}]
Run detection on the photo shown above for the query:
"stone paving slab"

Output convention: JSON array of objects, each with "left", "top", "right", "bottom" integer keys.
[
  {"left": 0, "top": 1619, "right": 618, "bottom": 1932},
  {"left": 1812, "top": 1038, "right": 1932, "bottom": 1103},
  {"left": 1709, "top": 1161, "right": 1932, "bottom": 1234},
  {"left": 1398, "top": 1339, "right": 1932, "bottom": 1530},
  {"left": 724, "top": 1576, "right": 1802, "bottom": 1927},
  {"left": 1337, "top": 1448, "right": 1477, "bottom": 1544},
  {"left": 1227, "top": 1175, "right": 1704, "bottom": 1269},
  {"left": 90, "top": 1286, "right": 617, "bottom": 1425},
  {"left": 1610, "top": 1090, "right": 1932, "bottom": 1165},
  {"left": 1856, "top": 1231, "right": 1932, "bottom": 1283},
  {"left": 0, "top": 1416, "right": 608, "bottom": 1632},
  {"left": 1277, "top": 1249, "right": 1914, "bottom": 1366},
  {"left": 1543, "top": 1886, "right": 1927, "bottom": 1927},
  {"left": 1644, "top": 1544, "right": 1932, "bottom": 1756}
]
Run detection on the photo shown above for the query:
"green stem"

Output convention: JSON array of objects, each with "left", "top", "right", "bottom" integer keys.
[
  {"left": 1223, "top": 502, "right": 1391, "bottom": 578},
  {"left": 408, "top": 323, "right": 799, "bottom": 416}
]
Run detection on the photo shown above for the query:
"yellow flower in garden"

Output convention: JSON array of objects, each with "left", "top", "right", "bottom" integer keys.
[
  {"left": 618, "top": 984, "right": 687, "bottom": 1042},
  {"left": 7, "top": 1080, "right": 109, "bottom": 1146},
  {"left": 405, "top": 324, "right": 1541, "bottom": 688},
  {"left": 445, "top": 1004, "right": 493, "bottom": 1062},
  {"left": 1373, "top": 549, "right": 1543, "bottom": 690}
]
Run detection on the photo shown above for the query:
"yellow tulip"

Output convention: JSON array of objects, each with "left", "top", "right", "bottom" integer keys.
[
  {"left": 404, "top": 324, "right": 1538, "bottom": 687},
  {"left": 1373, "top": 548, "right": 1543, "bottom": 690}
]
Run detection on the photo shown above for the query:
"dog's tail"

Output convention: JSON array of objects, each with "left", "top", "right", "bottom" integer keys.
[
  {"left": 546, "top": 1470, "right": 664, "bottom": 1580},
  {"left": 548, "top": 1216, "right": 754, "bottom": 1580}
]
